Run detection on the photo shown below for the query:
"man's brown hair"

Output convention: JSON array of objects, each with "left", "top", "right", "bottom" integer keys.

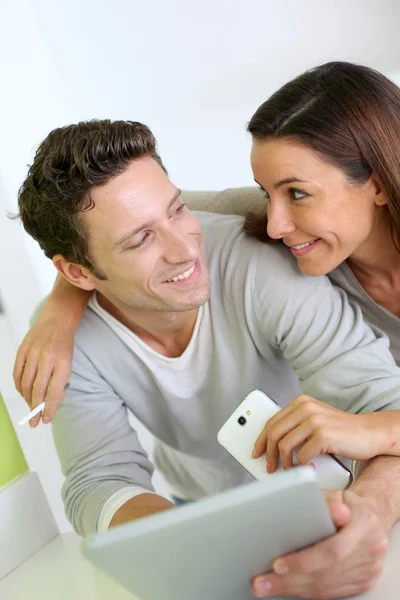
[{"left": 16, "top": 119, "right": 166, "bottom": 279}]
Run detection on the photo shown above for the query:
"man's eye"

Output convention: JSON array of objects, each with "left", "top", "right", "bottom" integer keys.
[
  {"left": 289, "top": 188, "right": 306, "bottom": 200},
  {"left": 128, "top": 233, "right": 149, "bottom": 250}
]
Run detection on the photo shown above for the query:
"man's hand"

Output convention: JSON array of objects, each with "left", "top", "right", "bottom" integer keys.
[
  {"left": 252, "top": 489, "right": 388, "bottom": 599},
  {"left": 252, "top": 395, "right": 385, "bottom": 473}
]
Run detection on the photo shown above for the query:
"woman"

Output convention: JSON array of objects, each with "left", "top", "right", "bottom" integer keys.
[
  {"left": 245, "top": 60, "right": 400, "bottom": 362},
  {"left": 247, "top": 61, "right": 400, "bottom": 467},
  {"left": 14, "top": 61, "right": 400, "bottom": 472}
]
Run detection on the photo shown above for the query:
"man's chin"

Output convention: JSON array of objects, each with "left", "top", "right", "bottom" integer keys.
[
  {"left": 174, "top": 296, "right": 210, "bottom": 313},
  {"left": 166, "top": 288, "right": 210, "bottom": 313}
]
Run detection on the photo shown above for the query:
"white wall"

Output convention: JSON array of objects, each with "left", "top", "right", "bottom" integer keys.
[{"left": 1, "top": 0, "right": 400, "bottom": 532}]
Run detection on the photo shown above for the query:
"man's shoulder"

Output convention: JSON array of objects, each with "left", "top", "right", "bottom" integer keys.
[
  {"left": 194, "top": 210, "right": 245, "bottom": 238},
  {"left": 194, "top": 210, "right": 306, "bottom": 275},
  {"left": 194, "top": 210, "right": 258, "bottom": 262},
  {"left": 256, "top": 239, "right": 312, "bottom": 280},
  {"left": 74, "top": 304, "right": 121, "bottom": 351}
]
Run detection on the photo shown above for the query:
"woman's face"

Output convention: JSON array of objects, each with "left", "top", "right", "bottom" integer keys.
[{"left": 250, "top": 139, "right": 387, "bottom": 276}]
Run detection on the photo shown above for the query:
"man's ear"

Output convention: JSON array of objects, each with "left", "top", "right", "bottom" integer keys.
[
  {"left": 53, "top": 255, "right": 97, "bottom": 291},
  {"left": 368, "top": 174, "right": 387, "bottom": 207}
]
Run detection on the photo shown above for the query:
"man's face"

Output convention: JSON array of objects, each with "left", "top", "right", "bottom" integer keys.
[{"left": 80, "top": 157, "right": 210, "bottom": 312}]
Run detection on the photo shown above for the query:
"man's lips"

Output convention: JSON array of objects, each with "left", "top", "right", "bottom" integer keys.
[{"left": 162, "top": 260, "right": 201, "bottom": 286}]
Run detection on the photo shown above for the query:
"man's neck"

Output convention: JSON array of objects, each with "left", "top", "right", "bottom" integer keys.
[{"left": 95, "top": 293, "right": 199, "bottom": 358}]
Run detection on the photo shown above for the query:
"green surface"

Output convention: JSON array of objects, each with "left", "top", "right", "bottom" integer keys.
[{"left": 0, "top": 393, "right": 28, "bottom": 489}]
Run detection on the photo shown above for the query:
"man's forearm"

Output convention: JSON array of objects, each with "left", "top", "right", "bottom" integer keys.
[
  {"left": 350, "top": 455, "right": 400, "bottom": 532},
  {"left": 109, "top": 493, "right": 175, "bottom": 529}
]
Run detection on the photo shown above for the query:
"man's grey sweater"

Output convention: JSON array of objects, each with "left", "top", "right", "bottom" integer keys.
[{"left": 52, "top": 213, "right": 400, "bottom": 536}]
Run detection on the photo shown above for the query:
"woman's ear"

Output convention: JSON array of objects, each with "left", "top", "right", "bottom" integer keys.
[
  {"left": 52, "top": 255, "right": 97, "bottom": 291},
  {"left": 368, "top": 174, "right": 387, "bottom": 206}
]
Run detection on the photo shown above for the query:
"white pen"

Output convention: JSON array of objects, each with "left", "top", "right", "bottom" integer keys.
[
  {"left": 18, "top": 383, "right": 69, "bottom": 426},
  {"left": 18, "top": 401, "right": 46, "bottom": 426}
]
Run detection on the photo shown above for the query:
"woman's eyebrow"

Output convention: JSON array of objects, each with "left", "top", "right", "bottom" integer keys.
[{"left": 254, "top": 177, "right": 308, "bottom": 191}]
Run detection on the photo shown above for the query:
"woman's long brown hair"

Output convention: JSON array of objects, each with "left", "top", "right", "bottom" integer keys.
[{"left": 245, "top": 61, "right": 400, "bottom": 252}]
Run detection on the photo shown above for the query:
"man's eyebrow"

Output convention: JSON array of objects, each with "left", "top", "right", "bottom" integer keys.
[
  {"left": 254, "top": 177, "right": 308, "bottom": 190},
  {"left": 114, "top": 189, "right": 182, "bottom": 248}
]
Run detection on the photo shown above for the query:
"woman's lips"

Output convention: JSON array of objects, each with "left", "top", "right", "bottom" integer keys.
[{"left": 289, "top": 239, "right": 321, "bottom": 257}]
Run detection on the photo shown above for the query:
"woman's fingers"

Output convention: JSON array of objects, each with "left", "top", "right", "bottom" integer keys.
[
  {"left": 20, "top": 352, "right": 39, "bottom": 408},
  {"left": 16, "top": 349, "right": 71, "bottom": 426},
  {"left": 31, "top": 358, "right": 54, "bottom": 409},
  {"left": 262, "top": 408, "right": 313, "bottom": 471},
  {"left": 269, "top": 421, "right": 315, "bottom": 470},
  {"left": 252, "top": 394, "right": 372, "bottom": 475},
  {"left": 253, "top": 395, "right": 322, "bottom": 458},
  {"left": 42, "top": 365, "right": 70, "bottom": 422},
  {"left": 29, "top": 410, "right": 42, "bottom": 428},
  {"left": 253, "top": 407, "right": 297, "bottom": 458},
  {"left": 254, "top": 407, "right": 335, "bottom": 473},
  {"left": 296, "top": 429, "right": 337, "bottom": 465},
  {"left": 28, "top": 358, "right": 57, "bottom": 427},
  {"left": 13, "top": 345, "right": 28, "bottom": 395}
]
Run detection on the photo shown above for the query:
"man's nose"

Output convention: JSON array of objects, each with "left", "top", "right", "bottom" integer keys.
[
  {"left": 163, "top": 227, "right": 198, "bottom": 264},
  {"left": 266, "top": 202, "right": 296, "bottom": 239}
]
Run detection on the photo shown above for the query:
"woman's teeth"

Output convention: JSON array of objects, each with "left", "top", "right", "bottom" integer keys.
[
  {"left": 166, "top": 263, "right": 195, "bottom": 282},
  {"left": 292, "top": 241, "right": 316, "bottom": 250}
]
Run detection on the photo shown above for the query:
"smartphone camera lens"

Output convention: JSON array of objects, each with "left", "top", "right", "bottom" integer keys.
[{"left": 238, "top": 416, "right": 247, "bottom": 426}]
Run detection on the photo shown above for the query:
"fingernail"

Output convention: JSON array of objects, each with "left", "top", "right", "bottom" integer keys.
[
  {"left": 266, "top": 461, "right": 271, "bottom": 473},
  {"left": 257, "top": 580, "right": 272, "bottom": 595},
  {"left": 252, "top": 448, "right": 257, "bottom": 458},
  {"left": 42, "top": 417, "right": 50, "bottom": 424},
  {"left": 273, "top": 560, "right": 289, "bottom": 574}
]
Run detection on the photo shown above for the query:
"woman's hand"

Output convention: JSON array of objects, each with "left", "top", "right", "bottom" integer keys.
[
  {"left": 13, "top": 275, "right": 91, "bottom": 427},
  {"left": 252, "top": 394, "right": 381, "bottom": 473},
  {"left": 13, "top": 309, "right": 74, "bottom": 427}
]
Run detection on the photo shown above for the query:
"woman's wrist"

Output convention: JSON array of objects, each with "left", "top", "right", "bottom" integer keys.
[
  {"left": 361, "top": 411, "right": 399, "bottom": 457},
  {"left": 41, "top": 283, "right": 92, "bottom": 328}
]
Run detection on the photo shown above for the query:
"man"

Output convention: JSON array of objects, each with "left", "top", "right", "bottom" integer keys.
[{"left": 16, "top": 119, "right": 400, "bottom": 599}]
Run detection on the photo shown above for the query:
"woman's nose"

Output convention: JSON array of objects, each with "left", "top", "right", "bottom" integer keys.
[{"left": 266, "top": 203, "right": 296, "bottom": 239}]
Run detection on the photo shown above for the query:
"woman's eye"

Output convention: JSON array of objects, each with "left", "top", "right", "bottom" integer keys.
[
  {"left": 289, "top": 188, "right": 306, "bottom": 200},
  {"left": 171, "top": 202, "right": 186, "bottom": 216},
  {"left": 259, "top": 189, "right": 270, "bottom": 202}
]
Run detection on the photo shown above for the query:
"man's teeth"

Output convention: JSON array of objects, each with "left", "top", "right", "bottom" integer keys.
[
  {"left": 166, "top": 264, "right": 195, "bottom": 282},
  {"left": 292, "top": 241, "right": 315, "bottom": 250}
]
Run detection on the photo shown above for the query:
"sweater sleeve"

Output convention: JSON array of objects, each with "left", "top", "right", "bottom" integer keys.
[
  {"left": 251, "top": 244, "right": 400, "bottom": 415},
  {"left": 51, "top": 343, "right": 155, "bottom": 537}
]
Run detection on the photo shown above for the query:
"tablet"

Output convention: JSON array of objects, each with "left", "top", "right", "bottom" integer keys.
[{"left": 82, "top": 466, "right": 335, "bottom": 600}]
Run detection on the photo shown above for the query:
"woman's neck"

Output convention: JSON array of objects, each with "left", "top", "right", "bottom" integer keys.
[
  {"left": 346, "top": 213, "right": 400, "bottom": 317},
  {"left": 347, "top": 213, "right": 400, "bottom": 283}
]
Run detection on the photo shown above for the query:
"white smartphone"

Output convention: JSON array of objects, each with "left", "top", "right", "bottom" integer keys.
[{"left": 218, "top": 389, "right": 352, "bottom": 490}]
